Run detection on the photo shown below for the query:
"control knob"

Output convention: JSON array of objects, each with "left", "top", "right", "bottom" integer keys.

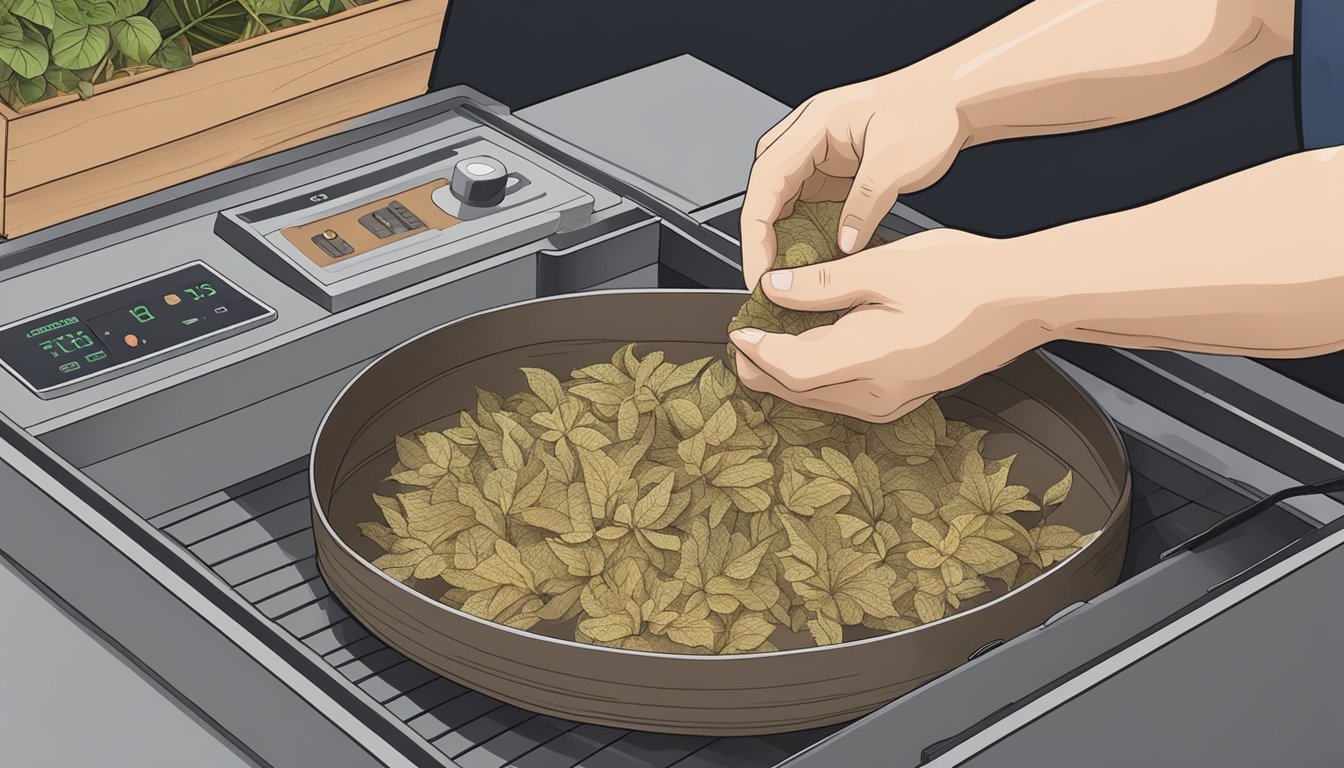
[{"left": 450, "top": 156, "right": 508, "bottom": 207}]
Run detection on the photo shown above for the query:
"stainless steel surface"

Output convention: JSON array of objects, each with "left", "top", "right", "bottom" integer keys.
[{"left": 0, "top": 555, "right": 260, "bottom": 768}]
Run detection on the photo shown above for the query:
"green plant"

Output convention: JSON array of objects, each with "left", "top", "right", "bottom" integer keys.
[{"left": 0, "top": 0, "right": 364, "bottom": 110}]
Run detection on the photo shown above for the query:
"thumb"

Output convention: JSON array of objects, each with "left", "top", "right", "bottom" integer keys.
[
  {"left": 837, "top": 150, "right": 907, "bottom": 254},
  {"left": 760, "top": 251, "right": 880, "bottom": 312}
]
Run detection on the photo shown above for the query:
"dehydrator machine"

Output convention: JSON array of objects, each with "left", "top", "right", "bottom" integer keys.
[{"left": 2, "top": 48, "right": 1343, "bottom": 768}]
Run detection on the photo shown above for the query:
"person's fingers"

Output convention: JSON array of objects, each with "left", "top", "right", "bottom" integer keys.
[
  {"left": 860, "top": 392, "right": 933, "bottom": 423},
  {"left": 759, "top": 249, "right": 882, "bottom": 312},
  {"left": 756, "top": 99, "right": 812, "bottom": 158},
  {"left": 734, "top": 348, "right": 930, "bottom": 422},
  {"left": 729, "top": 309, "right": 890, "bottom": 391},
  {"left": 740, "top": 115, "right": 828, "bottom": 289},
  {"left": 798, "top": 173, "right": 852, "bottom": 204},
  {"left": 836, "top": 146, "right": 909, "bottom": 254},
  {"left": 739, "top": 205, "right": 778, "bottom": 292},
  {"left": 733, "top": 352, "right": 872, "bottom": 419}
]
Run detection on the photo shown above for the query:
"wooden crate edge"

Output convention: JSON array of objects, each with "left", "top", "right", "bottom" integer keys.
[{"left": 2, "top": 53, "right": 435, "bottom": 240}]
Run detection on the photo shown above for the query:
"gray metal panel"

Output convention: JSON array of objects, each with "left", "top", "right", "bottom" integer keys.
[
  {"left": 586, "top": 263, "right": 661, "bottom": 291},
  {"left": 0, "top": 556, "right": 259, "bottom": 768},
  {"left": 509, "top": 724, "right": 628, "bottom": 768},
  {"left": 255, "top": 575, "right": 330, "bottom": 619},
  {"left": 453, "top": 715, "right": 578, "bottom": 768},
  {"left": 360, "top": 662, "right": 442, "bottom": 704},
  {"left": 190, "top": 500, "right": 312, "bottom": 565},
  {"left": 518, "top": 55, "right": 790, "bottom": 209},
  {"left": 166, "top": 476, "right": 309, "bottom": 546},
  {"left": 952, "top": 536, "right": 1344, "bottom": 767},
  {"left": 236, "top": 557, "right": 321, "bottom": 604},
  {"left": 336, "top": 646, "right": 395, "bottom": 678},
  {"left": 0, "top": 439, "right": 440, "bottom": 768},
  {"left": 214, "top": 531, "right": 318, "bottom": 587}
]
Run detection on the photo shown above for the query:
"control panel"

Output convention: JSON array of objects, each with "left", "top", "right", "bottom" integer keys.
[
  {"left": 0, "top": 262, "right": 276, "bottom": 399},
  {"left": 215, "top": 128, "right": 597, "bottom": 311}
]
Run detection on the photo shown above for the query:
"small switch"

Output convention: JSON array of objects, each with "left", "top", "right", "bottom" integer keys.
[
  {"left": 359, "top": 200, "right": 424, "bottom": 239},
  {"left": 450, "top": 155, "right": 508, "bottom": 207},
  {"left": 312, "top": 230, "right": 354, "bottom": 258}
]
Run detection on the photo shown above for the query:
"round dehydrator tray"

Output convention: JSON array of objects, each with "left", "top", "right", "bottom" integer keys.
[{"left": 310, "top": 290, "right": 1132, "bottom": 737}]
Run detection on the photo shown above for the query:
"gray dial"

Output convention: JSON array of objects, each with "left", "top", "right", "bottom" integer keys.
[{"left": 450, "top": 155, "right": 508, "bottom": 207}]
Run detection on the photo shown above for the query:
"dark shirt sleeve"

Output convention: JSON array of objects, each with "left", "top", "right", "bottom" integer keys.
[{"left": 1296, "top": 0, "right": 1344, "bottom": 149}]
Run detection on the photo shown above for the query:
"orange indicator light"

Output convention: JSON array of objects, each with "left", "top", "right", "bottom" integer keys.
[
  {"left": 164, "top": 294, "right": 181, "bottom": 306},
  {"left": 124, "top": 334, "right": 139, "bottom": 348}
]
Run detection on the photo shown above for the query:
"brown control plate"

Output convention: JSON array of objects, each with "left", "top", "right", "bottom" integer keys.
[{"left": 281, "top": 180, "right": 462, "bottom": 269}]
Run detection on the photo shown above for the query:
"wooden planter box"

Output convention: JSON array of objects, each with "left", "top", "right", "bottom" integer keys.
[{"left": 0, "top": 0, "right": 450, "bottom": 240}]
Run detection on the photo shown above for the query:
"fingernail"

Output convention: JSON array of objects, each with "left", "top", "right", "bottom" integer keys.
[
  {"left": 839, "top": 226, "right": 858, "bottom": 253},
  {"left": 732, "top": 328, "right": 765, "bottom": 344},
  {"left": 769, "top": 270, "right": 793, "bottom": 292}
]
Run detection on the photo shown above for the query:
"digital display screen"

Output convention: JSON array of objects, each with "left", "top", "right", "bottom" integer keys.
[{"left": 0, "top": 263, "right": 273, "bottom": 395}]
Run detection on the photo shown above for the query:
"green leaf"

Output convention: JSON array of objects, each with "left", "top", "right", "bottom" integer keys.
[
  {"left": 52, "top": 0, "right": 116, "bottom": 25},
  {"left": 15, "top": 71, "right": 43, "bottom": 101},
  {"left": 145, "top": 0, "right": 173, "bottom": 29},
  {"left": 0, "top": 33, "right": 48, "bottom": 78},
  {"left": 43, "top": 62, "right": 78, "bottom": 91},
  {"left": 150, "top": 41, "right": 191, "bottom": 71},
  {"left": 0, "top": 74, "right": 18, "bottom": 106},
  {"left": 109, "top": 16, "right": 158, "bottom": 63},
  {"left": 6, "top": 0, "right": 56, "bottom": 29},
  {"left": 51, "top": 22, "right": 107, "bottom": 70},
  {"left": 108, "top": 0, "right": 147, "bottom": 18},
  {"left": 74, "top": 77, "right": 91, "bottom": 97},
  {"left": 0, "top": 12, "right": 25, "bottom": 45}
]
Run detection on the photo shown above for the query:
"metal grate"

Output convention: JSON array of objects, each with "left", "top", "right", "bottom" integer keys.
[{"left": 140, "top": 435, "right": 1275, "bottom": 767}]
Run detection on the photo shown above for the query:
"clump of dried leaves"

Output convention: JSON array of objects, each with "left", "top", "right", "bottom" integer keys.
[
  {"left": 358, "top": 201, "right": 1097, "bottom": 655},
  {"left": 728, "top": 198, "right": 882, "bottom": 345}
]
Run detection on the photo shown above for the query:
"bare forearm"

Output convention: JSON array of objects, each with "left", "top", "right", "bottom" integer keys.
[
  {"left": 907, "top": 0, "right": 1294, "bottom": 146},
  {"left": 1004, "top": 147, "right": 1344, "bottom": 357}
]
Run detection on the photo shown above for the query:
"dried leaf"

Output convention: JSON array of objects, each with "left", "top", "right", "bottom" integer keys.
[
  {"left": 807, "top": 616, "right": 844, "bottom": 646},
  {"left": 1042, "top": 470, "right": 1074, "bottom": 508}
]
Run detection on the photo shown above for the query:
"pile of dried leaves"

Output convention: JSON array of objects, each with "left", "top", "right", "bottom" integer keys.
[{"left": 358, "top": 201, "right": 1098, "bottom": 655}]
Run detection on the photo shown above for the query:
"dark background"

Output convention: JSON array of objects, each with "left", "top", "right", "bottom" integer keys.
[
  {"left": 429, "top": 0, "right": 1302, "bottom": 237},
  {"left": 429, "top": 0, "right": 1339, "bottom": 397}
]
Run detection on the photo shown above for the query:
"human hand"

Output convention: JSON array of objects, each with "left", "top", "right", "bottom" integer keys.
[
  {"left": 738, "top": 69, "right": 969, "bottom": 289},
  {"left": 728, "top": 229, "right": 1045, "bottom": 422}
]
